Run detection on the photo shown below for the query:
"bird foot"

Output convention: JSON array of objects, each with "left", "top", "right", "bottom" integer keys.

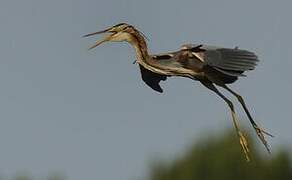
[
  {"left": 255, "top": 125, "right": 274, "bottom": 137},
  {"left": 253, "top": 125, "right": 273, "bottom": 154},
  {"left": 238, "top": 131, "right": 250, "bottom": 162}
]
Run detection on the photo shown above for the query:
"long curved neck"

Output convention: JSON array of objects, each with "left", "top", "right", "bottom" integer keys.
[
  {"left": 128, "top": 31, "right": 172, "bottom": 75},
  {"left": 126, "top": 30, "right": 198, "bottom": 78},
  {"left": 128, "top": 32, "right": 149, "bottom": 63}
]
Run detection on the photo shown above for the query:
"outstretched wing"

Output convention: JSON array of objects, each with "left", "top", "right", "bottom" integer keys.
[
  {"left": 185, "top": 44, "right": 259, "bottom": 76},
  {"left": 139, "top": 65, "right": 167, "bottom": 93},
  {"left": 204, "top": 48, "right": 258, "bottom": 71}
]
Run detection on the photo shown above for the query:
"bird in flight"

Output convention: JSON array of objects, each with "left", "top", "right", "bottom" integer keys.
[{"left": 83, "top": 23, "right": 272, "bottom": 161}]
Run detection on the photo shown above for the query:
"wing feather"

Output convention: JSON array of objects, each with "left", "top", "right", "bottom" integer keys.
[{"left": 203, "top": 47, "right": 259, "bottom": 72}]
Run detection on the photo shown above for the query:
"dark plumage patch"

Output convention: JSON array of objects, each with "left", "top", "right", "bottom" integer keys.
[
  {"left": 203, "top": 65, "right": 239, "bottom": 84},
  {"left": 113, "top": 23, "right": 127, "bottom": 28},
  {"left": 190, "top": 44, "right": 206, "bottom": 52},
  {"left": 152, "top": 54, "right": 173, "bottom": 60},
  {"left": 139, "top": 65, "right": 167, "bottom": 93}
]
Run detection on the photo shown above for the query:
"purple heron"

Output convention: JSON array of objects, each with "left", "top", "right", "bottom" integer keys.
[{"left": 83, "top": 23, "right": 272, "bottom": 161}]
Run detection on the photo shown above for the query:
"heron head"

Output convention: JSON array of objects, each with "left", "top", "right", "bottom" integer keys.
[{"left": 83, "top": 23, "right": 138, "bottom": 50}]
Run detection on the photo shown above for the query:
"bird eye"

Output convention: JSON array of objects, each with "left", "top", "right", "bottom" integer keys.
[{"left": 121, "top": 26, "right": 129, "bottom": 31}]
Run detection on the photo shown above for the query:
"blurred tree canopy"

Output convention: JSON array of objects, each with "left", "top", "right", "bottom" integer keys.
[{"left": 148, "top": 131, "right": 292, "bottom": 180}]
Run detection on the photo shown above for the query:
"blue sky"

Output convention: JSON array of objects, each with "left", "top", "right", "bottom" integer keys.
[{"left": 0, "top": 0, "right": 291, "bottom": 180}]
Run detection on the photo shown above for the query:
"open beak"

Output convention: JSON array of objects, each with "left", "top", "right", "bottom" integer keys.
[{"left": 83, "top": 28, "right": 115, "bottom": 50}]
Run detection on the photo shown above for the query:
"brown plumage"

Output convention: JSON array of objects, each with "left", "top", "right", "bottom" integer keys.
[{"left": 83, "top": 23, "right": 273, "bottom": 161}]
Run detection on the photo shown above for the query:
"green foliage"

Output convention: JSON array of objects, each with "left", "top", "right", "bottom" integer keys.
[{"left": 148, "top": 131, "right": 292, "bottom": 180}]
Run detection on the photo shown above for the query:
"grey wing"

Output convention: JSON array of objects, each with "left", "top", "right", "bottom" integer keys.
[{"left": 203, "top": 47, "right": 259, "bottom": 72}]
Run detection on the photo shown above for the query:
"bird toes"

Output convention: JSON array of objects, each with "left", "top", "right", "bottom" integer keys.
[
  {"left": 254, "top": 126, "right": 273, "bottom": 154},
  {"left": 238, "top": 131, "right": 250, "bottom": 162}
]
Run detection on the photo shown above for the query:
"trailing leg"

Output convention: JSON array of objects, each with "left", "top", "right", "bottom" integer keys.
[
  {"left": 222, "top": 85, "right": 273, "bottom": 153},
  {"left": 200, "top": 81, "right": 250, "bottom": 161}
]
